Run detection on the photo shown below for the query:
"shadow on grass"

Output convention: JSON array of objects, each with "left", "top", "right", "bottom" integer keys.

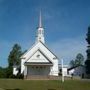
[
  {"left": 48, "top": 88, "right": 56, "bottom": 90},
  {"left": 5, "top": 88, "right": 22, "bottom": 90}
]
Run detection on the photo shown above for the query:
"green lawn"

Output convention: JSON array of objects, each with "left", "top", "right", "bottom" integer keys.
[{"left": 0, "top": 79, "right": 90, "bottom": 90}]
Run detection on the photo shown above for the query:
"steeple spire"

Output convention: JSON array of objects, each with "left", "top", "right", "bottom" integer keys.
[
  {"left": 39, "top": 11, "right": 42, "bottom": 28},
  {"left": 36, "top": 11, "right": 45, "bottom": 43}
]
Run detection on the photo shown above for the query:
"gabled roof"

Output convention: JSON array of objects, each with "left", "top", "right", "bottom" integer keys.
[
  {"left": 40, "top": 41, "right": 58, "bottom": 59},
  {"left": 20, "top": 42, "right": 37, "bottom": 58},
  {"left": 21, "top": 41, "right": 58, "bottom": 59},
  {"left": 25, "top": 49, "right": 53, "bottom": 64}
]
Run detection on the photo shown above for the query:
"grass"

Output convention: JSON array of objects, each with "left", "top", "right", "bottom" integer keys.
[{"left": 0, "top": 79, "right": 90, "bottom": 90}]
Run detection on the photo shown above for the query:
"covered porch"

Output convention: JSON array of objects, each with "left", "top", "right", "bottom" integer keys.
[{"left": 24, "top": 62, "right": 53, "bottom": 78}]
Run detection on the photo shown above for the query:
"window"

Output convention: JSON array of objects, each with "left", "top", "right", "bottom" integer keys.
[
  {"left": 37, "top": 54, "right": 40, "bottom": 58},
  {"left": 39, "top": 37, "right": 41, "bottom": 40},
  {"left": 39, "top": 30, "right": 42, "bottom": 34}
]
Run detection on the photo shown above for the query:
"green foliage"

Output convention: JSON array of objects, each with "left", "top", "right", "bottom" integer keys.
[
  {"left": 0, "top": 67, "right": 14, "bottom": 78},
  {"left": 69, "top": 60, "right": 76, "bottom": 67},
  {"left": 0, "top": 67, "right": 6, "bottom": 78},
  {"left": 0, "top": 44, "right": 25, "bottom": 78},
  {"left": 8, "top": 44, "right": 23, "bottom": 67},
  {"left": 85, "top": 26, "right": 90, "bottom": 76},
  {"left": 5, "top": 67, "right": 13, "bottom": 78},
  {"left": 86, "top": 26, "right": 90, "bottom": 44},
  {"left": 14, "top": 73, "right": 24, "bottom": 79},
  {"left": 70, "top": 53, "right": 84, "bottom": 67},
  {"left": 85, "top": 60, "right": 90, "bottom": 75},
  {"left": 7, "top": 44, "right": 24, "bottom": 78},
  {"left": 75, "top": 53, "right": 84, "bottom": 65}
]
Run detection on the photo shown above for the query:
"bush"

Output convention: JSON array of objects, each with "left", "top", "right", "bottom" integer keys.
[
  {"left": 12, "top": 74, "right": 24, "bottom": 79},
  {"left": 17, "top": 74, "right": 24, "bottom": 79},
  {"left": 0, "top": 67, "right": 6, "bottom": 78}
]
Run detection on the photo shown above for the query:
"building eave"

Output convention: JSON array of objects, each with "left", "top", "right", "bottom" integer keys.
[
  {"left": 21, "top": 41, "right": 59, "bottom": 59},
  {"left": 25, "top": 49, "right": 53, "bottom": 64},
  {"left": 24, "top": 62, "right": 53, "bottom": 66},
  {"left": 39, "top": 41, "right": 58, "bottom": 59}
]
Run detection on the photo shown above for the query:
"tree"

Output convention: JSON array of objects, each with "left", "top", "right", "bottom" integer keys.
[
  {"left": 69, "top": 60, "right": 76, "bottom": 67},
  {"left": 70, "top": 53, "right": 84, "bottom": 67},
  {"left": 85, "top": 26, "right": 90, "bottom": 76},
  {"left": 75, "top": 53, "right": 84, "bottom": 66},
  {"left": 8, "top": 44, "right": 23, "bottom": 68},
  {"left": 7, "top": 44, "right": 23, "bottom": 78}
]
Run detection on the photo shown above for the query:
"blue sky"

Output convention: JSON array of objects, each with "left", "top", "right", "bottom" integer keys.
[{"left": 0, "top": 0, "right": 90, "bottom": 67}]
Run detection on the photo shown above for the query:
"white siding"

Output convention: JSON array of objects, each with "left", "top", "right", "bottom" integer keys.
[{"left": 21, "top": 42, "right": 59, "bottom": 76}]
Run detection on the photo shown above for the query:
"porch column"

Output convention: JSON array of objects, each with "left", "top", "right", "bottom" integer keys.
[{"left": 24, "top": 66, "right": 27, "bottom": 78}]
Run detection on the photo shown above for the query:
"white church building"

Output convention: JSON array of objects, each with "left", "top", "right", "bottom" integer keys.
[{"left": 20, "top": 12, "right": 59, "bottom": 78}]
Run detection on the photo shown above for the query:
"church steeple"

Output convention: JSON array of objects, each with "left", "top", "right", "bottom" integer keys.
[
  {"left": 36, "top": 11, "right": 45, "bottom": 43},
  {"left": 39, "top": 11, "right": 42, "bottom": 28}
]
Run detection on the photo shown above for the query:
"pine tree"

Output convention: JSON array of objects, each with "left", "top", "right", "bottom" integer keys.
[
  {"left": 8, "top": 44, "right": 23, "bottom": 68},
  {"left": 7, "top": 44, "right": 23, "bottom": 78},
  {"left": 85, "top": 26, "right": 90, "bottom": 77},
  {"left": 75, "top": 53, "right": 84, "bottom": 66},
  {"left": 70, "top": 53, "right": 84, "bottom": 67}
]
